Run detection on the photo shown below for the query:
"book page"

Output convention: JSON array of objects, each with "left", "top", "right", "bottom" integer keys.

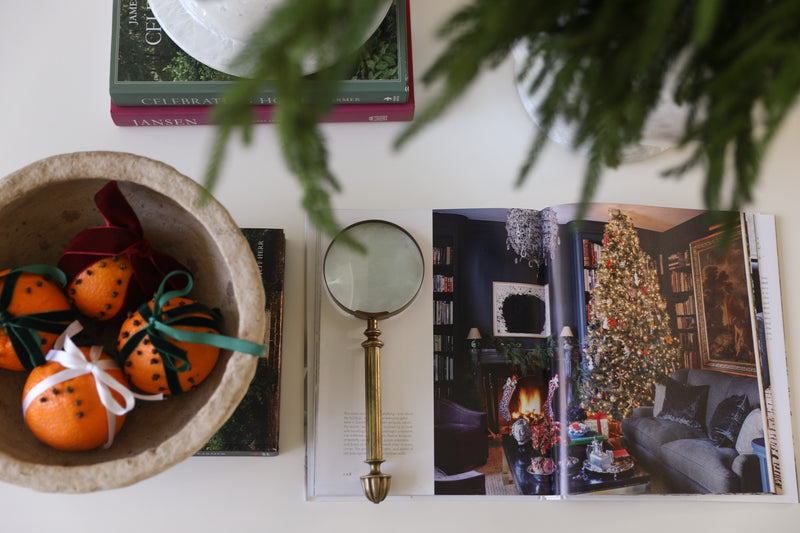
[
  {"left": 747, "top": 213, "right": 798, "bottom": 500},
  {"left": 305, "top": 204, "right": 797, "bottom": 501},
  {"left": 306, "top": 210, "right": 434, "bottom": 499}
]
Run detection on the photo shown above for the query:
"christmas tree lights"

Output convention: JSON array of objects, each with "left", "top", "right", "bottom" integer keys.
[{"left": 580, "top": 211, "right": 682, "bottom": 419}]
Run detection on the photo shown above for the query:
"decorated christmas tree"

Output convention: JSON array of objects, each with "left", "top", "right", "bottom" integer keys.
[{"left": 580, "top": 211, "right": 682, "bottom": 419}]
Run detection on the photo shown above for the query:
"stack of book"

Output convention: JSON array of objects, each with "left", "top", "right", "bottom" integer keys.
[
  {"left": 110, "top": 0, "right": 414, "bottom": 126},
  {"left": 196, "top": 228, "right": 285, "bottom": 457}
]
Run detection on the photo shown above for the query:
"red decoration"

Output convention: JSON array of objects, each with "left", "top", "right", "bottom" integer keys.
[
  {"left": 529, "top": 414, "right": 562, "bottom": 456},
  {"left": 58, "top": 181, "right": 189, "bottom": 318},
  {"left": 608, "top": 318, "right": 617, "bottom": 327}
]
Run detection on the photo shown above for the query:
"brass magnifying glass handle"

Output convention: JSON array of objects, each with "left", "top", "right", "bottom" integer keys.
[
  {"left": 361, "top": 318, "right": 391, "bottom": 503},
  {"left": 323, "top": 220, "right": 423, "bottom": 503}
]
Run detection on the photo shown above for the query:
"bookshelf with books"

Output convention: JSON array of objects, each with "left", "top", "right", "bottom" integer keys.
[
  {"left": 568, "top": 221, "right": 605, "bottom": 350},
  {"left": 431, "top": 213, "right": 467, "bottom": 401},
  {"left": 656, "top": 213, "right": 722, "bottom": 371},
  {"left": 432, "top": 222, "right": 459, "bottom": 399},
  {"left": 664, "top": 249, "right": 699, "bottom": 369},
  {"left": 110, "top": 0, "right": 410, "bottom": 107}
]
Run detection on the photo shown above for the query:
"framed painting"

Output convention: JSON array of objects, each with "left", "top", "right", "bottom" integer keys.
[
  {"left": 492, "top": 282, "right": 550, "bottom": 338},
  {"left": 690, "top": 229, "right": 757, "bottom": 376}
]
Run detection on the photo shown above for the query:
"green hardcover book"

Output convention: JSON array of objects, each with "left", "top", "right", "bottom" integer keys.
[
  {"left": 196, "top": 228, "right": 285, "bottom": 457},
  {"left": 110, "top": 0, "right": 409, "bottom": 106}
]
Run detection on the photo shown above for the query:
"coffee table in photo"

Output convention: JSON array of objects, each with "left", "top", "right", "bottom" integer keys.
[
  {"left": 500, "top": 435, "right": 556, "bottom": 495},
  {"left": 501, "top": 435, "right": 651, "bottom": 496}
]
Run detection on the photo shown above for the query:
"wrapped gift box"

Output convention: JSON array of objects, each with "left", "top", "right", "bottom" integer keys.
[{"left": 584, "top": 414, "right": 610, "bottom": 437}]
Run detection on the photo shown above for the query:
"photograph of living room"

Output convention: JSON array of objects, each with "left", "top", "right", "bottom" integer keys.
[{"left": 432, "top": 204, "right": 775, "bottom": 497}]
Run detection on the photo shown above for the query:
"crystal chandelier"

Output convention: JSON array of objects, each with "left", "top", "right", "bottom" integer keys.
[{"left": 505, "top": 207, "right": 559, "bottom": 268}]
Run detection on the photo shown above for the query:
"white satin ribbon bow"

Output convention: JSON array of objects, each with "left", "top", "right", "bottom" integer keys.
[{"left": 22, "top": 321, "right": 163, "bottom": 449}]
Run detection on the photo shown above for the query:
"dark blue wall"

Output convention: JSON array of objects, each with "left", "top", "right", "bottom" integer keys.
[{"left": 459, "top": 218, "right": 547, "bottom": 350}]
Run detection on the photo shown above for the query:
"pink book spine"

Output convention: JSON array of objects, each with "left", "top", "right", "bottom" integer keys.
[{"left": 110, "top": 100, "right": 414, "bottom": 127}]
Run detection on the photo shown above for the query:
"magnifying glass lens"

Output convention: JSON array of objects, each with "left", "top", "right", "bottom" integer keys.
[{"left": 324, "top": 221, "right": 424, "bottom": 316}]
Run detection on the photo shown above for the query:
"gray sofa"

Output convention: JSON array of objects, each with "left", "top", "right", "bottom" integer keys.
[{"left": 621, "top": 368, "right": 764, "bottom": 494}]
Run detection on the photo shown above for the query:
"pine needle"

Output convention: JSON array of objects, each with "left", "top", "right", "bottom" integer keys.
[{"left": 205, "top": 0, "right": 800, "bottom": 235}]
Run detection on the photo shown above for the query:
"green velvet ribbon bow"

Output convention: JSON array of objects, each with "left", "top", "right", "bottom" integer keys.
[
  {"left": 0, "top": 265, "right": 75, "bottom": 370},
  {"left": 118, "top": 270, "right": 266, "bottom": 394}
]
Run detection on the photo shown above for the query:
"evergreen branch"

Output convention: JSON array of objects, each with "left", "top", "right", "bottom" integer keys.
[
  {"left": 691, "top": 0, "right": 722, "bottom": 46},
  {"left": 703, "top": 143, "right": 725, "bottom": 211},
  {"left": 400, "top": 0, "right": 800, "bottom": 217},
  {"left": 515, "top": 130, "right": 550, "bottom": 189},
  {"left": 205, "top": 0, "right": 389, "bottom": 241},
  {"left": 581, "top": 148, "right": 606, "bottom": 209},
  {"left": 396, "top": 0, "right": 543, "bottom": 149},
  {"left": 202, "top": 123, "right": 235, "bottom": 203},
  {"left": 203, "top": 0, "right": 800, "bottom": 232}
]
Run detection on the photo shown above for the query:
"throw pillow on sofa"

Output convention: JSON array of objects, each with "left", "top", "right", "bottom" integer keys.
[
  {"left": 735, "top": 408, "right": 764, "bottom": 455},
  {"left": 656, "top": 377, "right": 709, "bottom": 430},
  {"left": 653, "top": 383, "right": 666, "bottom": 416},
  {"left": 708, "top": 394, "right": 751, "bottom": 448}
]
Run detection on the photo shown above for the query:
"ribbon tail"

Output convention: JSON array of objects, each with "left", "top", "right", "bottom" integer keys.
[
  {"left": 52, "top": 321, "right": 84, "bottom": 353},
  {"left": 103, "top": 412, "right": 117, "bottom": 449},
  {"left": 94, "top": 181, "right": 142, "bottom": 234},
  {"left": 156, "top": 322, "right": 266, "bottom": 357},
  {"left": 133, "top": 391, "right": 164, "bottom": 401},
  {"left": 6, "top": 325, "right": 46, "bottom": 370}
]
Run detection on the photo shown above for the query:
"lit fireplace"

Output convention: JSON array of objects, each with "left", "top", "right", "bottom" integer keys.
[
  {"left": 512, "top": 385, "right": 541, "bottom": 419},
  {"left": 505, "top": 376, "right": 544, "bottom": 424}
]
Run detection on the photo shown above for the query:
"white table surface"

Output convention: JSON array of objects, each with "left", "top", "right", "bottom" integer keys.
[{"left": 1, "top": 1, "right": 798, "bottom": 531}]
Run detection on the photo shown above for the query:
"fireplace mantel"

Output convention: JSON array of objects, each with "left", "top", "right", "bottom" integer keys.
[{"left": 478, "top": 349, "right": 509, "bottom": 366}]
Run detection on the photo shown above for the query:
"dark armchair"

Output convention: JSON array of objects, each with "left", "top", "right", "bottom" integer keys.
[{"left": 433, "top": 398, "right": 489, "bottom": 494}]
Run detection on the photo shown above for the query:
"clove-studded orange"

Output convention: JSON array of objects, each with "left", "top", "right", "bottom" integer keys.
[
  {"left": 0, "top": 269, "right": 72, "bottom": 371},
  {"left": 66, "top": 255, "right": 134, "bottom": 321},
  {"left": 22, "top": 346, "right": 128, "bottom": 451},
  {"left": 117, "top": 296, "right": 220, "bottom": 395}
]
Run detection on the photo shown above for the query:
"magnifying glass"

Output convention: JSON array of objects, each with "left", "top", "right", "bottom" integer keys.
[{"left": 323, "top": 220, "right": 425, "bottom": 503}]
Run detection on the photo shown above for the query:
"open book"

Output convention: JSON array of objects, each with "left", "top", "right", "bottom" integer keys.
[{"left": 305, "top": 204, "right": 796, "bottom": 501}]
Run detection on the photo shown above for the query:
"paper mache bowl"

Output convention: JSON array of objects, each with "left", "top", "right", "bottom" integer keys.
[{"left": 0, "top": 151, "right": 266, "bottom": 492}]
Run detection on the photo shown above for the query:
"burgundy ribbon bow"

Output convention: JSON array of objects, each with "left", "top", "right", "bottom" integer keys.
[{"left": 57, "top": 181, "right": 190, "bottom": 317}]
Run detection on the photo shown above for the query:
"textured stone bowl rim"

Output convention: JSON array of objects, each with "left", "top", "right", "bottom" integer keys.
[{"left": 0, "top": 151, "right": 265, "bottom": 492}]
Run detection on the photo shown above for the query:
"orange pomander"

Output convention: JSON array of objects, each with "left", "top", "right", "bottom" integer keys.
[
  {"left": 0, "top": 268, "right": 73, "bottom": 371},
  {"left": 23, "top": 345, "right": 129, "bottom": 451},
  {"left": 66, "top": 255, "right": 135, "bottom": 322},
  {"left": 117, "top": 296, "right": 220, "bottom": 396}
]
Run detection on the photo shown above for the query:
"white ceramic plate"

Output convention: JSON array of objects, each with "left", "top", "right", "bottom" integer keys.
[
  {"left": 511, "top": 41, "right": 687, "bottom": 163},
  {"left": 149, "top": 0, "right": 392, "bottom": 77}
]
